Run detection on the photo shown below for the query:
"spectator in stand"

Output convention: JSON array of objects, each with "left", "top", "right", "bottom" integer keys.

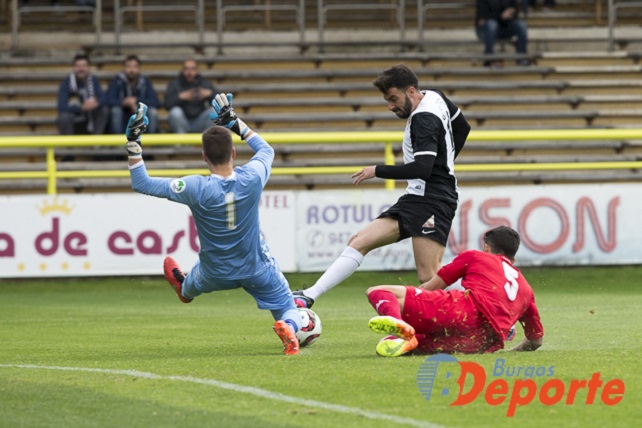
[
  {"left": 56, "top": 53, "right": 108, "bottom": 135},
  {"left": 475, "top": 0, "right": 529, "bottom": 67},
  {"left": 165, "top": 59, "right": 217, "bottom": 134},
  {"left": 105, "top": 55, "right": 160, "bottom": 134}
]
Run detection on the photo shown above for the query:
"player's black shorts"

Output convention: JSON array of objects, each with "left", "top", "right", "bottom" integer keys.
[{"left": 378, "top": 194, "right": 457, "bottom": 246}]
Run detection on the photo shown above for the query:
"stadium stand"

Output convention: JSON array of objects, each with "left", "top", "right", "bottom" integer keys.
[{"left": 1, "top": 0, "right": 642, "bottom": 193}]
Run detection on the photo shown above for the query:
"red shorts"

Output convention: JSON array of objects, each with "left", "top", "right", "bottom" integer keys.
[{"left": 402, "top": 287, "right": 502, "bottom": 354}]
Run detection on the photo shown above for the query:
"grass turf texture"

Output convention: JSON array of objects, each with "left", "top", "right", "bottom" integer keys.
[{"left": 0, "top": 267, "right": 640, "bottom": 428}]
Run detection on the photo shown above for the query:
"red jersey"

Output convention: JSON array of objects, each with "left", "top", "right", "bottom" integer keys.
[{"left": 437, "top": 250, "right": 544, "bottom": 341}]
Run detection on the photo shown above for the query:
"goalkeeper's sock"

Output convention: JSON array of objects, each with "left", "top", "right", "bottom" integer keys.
[
  {"left": 367, "top": 289, "right": 402, "bottom": 319},
  {"left": 304, "top": 246, "right": 363, "bottom": 301},
  {"left": 282, "top": 308, "right": 301, "bottom": 333}
]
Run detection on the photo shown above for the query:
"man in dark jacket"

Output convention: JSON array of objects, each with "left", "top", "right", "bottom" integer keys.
[
  {"left": 165, "top": 59, "right": 217, "bottom": 133},
  {"left": 475, "top": 0, "right": 529, "bottom": 66},
  {"left": 105, "top": 55, "right": 160, "bottom": 134},
  {"left": 56, "top": 53, "right": 108, "bottom": 135}
]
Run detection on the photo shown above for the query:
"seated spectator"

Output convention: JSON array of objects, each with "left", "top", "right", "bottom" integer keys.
[
  {"left": 165, "top": 59, "right": 217, "bottom": 133},
  {"left": 56, "top": 53, "right": 108, "bottom": 135},
  {"left": 105, "top": 55, "right": 160, "bottom": 134},
  {"left": 475, "top": 0, "right": 529, "bottom": 67}
]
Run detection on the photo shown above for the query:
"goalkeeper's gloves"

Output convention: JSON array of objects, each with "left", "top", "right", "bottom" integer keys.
[
  {"left": 210, "top": 93, "right": 250, "bottom": 139},
  {"left": 125, "top": 102, "right": 148, "bottom": 158}
]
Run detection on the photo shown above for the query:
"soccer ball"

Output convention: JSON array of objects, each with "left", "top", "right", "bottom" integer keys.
[{"left": 296, "top": 308, "right": 322, "bottom": 347}]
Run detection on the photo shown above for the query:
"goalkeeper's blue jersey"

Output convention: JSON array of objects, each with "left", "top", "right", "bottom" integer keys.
[{"left": 129, "top": 134, "right": 275, "bottom": 279}]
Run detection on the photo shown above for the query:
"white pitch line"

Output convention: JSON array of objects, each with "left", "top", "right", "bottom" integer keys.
[{"left": 0, "top": 363, "right": 448, "bottom": 428}]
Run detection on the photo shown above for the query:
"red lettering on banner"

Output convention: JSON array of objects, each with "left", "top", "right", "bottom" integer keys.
[
  {"left": 0, "top": 233, "right": 15, "bottom": 257},
  {"left": 479, "top": 198, "right": 512, "bottom": 247},
  {"left": 137, "top": 231, "right": 162, "bottom": 254},
  {"left": 573, "top": 197, "right": 619, "bottom": 253},
  {"left": 107, "top": 217, "right": 199, "bottom": 256},
  {"left": 63, "top": 232, "right": 87, "bottom": 256},
  {"left": 35, "top": 217, "right": 88, "bottom": 256},
  {"left": 448, "top": 200, "right": 472, "bottom": 254},
  {"left": 261, "top": 194, "right": 289, "bottom": 209},
  {"left": 166, "top": 231, "right": 185, "bottom": 253},
  {"left": 108, "top": 231, "right": 134, "bottom": 255},
  {"left": 518, "top": 198, "right": 570, "bottom": 254},
  {"left": 35, "top": 217, "right": 61, "bottom": 256}
]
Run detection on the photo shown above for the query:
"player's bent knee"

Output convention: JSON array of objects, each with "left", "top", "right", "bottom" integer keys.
[
  {"left": 418, "top": 268, "right": 439, "bottom": 284},
  {"left": 346, "top": 233, "right": 360, "bottom": 247},
  {"left": 366, "top": 286, "right": 383, "bottom": 296}
]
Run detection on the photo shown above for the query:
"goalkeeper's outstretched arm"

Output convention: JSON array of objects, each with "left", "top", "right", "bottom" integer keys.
[
  {"left": 125, "top": 102, "right": 148, "bottom": 168},
  {"left": 125, "top": 102, "right": 174, "bottom": 197}
]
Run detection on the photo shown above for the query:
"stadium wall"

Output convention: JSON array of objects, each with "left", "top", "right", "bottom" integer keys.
[{"left": 0, "top": 183, "right": 635, "bottom": 278}]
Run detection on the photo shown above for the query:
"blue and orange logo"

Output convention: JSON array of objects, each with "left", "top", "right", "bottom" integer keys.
[{"left": 417, "top": 354, "right": 625, "bottom": 416}]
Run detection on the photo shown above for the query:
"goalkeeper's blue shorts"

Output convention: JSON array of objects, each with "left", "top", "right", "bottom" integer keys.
[{"left": 182, "top": 259, "right": 296, "bottom": 313}]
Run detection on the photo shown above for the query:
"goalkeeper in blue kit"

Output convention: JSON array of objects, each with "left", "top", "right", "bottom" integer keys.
[{"left": 125, "top": 94, "right": 302, "bottom": 355}]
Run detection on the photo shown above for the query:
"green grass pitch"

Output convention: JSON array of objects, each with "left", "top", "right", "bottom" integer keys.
[{"left": 1, "top": 267, "right": 640, "bottom": 428}]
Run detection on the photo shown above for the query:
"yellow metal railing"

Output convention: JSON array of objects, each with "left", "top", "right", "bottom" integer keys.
[{"left": 2, "top": 129, "right": 642, "bottom": 195}]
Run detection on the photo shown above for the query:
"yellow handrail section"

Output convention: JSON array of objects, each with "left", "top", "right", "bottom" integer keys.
[{"left": 2, "top": 129, "right": 642, "bottom": 195}]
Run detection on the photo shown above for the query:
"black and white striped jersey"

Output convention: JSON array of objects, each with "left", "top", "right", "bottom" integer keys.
[{"left": 401, "top": 89, "right": 469, "bottom": 202}]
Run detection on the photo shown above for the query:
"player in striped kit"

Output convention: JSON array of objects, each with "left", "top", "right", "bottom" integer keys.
[{"left": 295, "top": 64, "right": 471, "bottom": 309}]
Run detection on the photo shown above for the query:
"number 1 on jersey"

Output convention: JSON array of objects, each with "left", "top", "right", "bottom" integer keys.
[
  {"left": 502, "top": 261, "right": 519, "bottom": 301},
  {"left": 225, "top": 192, "right": 236, "bottom": 230}
]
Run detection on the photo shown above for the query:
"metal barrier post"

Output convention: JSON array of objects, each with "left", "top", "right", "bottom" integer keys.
[
  {"left": 114, "top": 0, "right": 121, "bottom": 52},
  {"left": 318, "top": 0, "right": 325, "bottom": 53},
  {"left": 608, "top": 0, "right": 615, "bottom": 51},
  {"left": 417, "top": 0, "right": 425, "bottom": 51},
  {"left": 46, "top": 147, "right": 57, "bottom": 196},
  {"left": 398, "top": 0, "right": 406, "bottom": 50},
  {"left": 94, "top": 0, "right": 103, "bottom": 45},
  {"left": 298, "top": 0, "right": 306, "bottom": 45},
  {"left": 11, "top": 0, "right": 18, "bottom": 50},
  {"left": 216, "top": 0, "right": 224, "bottom": 55},
  {"left": 198, "top": 0, "right": 204, "bottom": 45}
]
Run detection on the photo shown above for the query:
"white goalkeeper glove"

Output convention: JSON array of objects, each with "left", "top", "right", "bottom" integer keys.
[
  {"left": 125, "top": 102, "right": 148, "bottom": 158},
  {"left": 209, "top": 93, "right": 250, "bottom": 139}
]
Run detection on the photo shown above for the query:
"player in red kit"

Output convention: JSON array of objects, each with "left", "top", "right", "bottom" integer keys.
[{"left": 365, "top": 226, "right": 544, "bottom": 357}]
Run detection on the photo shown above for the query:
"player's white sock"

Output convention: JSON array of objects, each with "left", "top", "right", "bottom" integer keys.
[{"left": 304, "top": 246, "right": 364, "bottom": 301}]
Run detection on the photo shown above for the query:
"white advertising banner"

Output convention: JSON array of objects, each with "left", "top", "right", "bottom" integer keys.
[
  {"left": 1, "top": 183, "right": 640, "bottom": 278},
  {"left": 295, "top": 183, "right": 642, "bottom": 272},
  {"left": 0, "top": 191, "right": 296, "bottom": 278}
]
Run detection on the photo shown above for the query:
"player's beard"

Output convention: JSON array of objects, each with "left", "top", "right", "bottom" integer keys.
[{"left": 393, "top": 96, "right": 413, "bottom": 119}]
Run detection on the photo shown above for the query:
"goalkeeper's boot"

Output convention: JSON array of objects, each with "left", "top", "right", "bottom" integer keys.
[
  {"left": 506, "top": 324, "right": 517, "bottom": 341},
  {"left": 163, "top": 257, "right": 193, "bottom": 304},
  {"left": 292, "top": 290, "right": 314, "bottom": 309},
  {"left": 375, "top": 335, "right": 419, "bottom": 357},
  {"left": 368, "top": 315, "right": 415, "bottom": 341},
  {"left": 273, "top": 320, "right": 299, "bottom": 355}
]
